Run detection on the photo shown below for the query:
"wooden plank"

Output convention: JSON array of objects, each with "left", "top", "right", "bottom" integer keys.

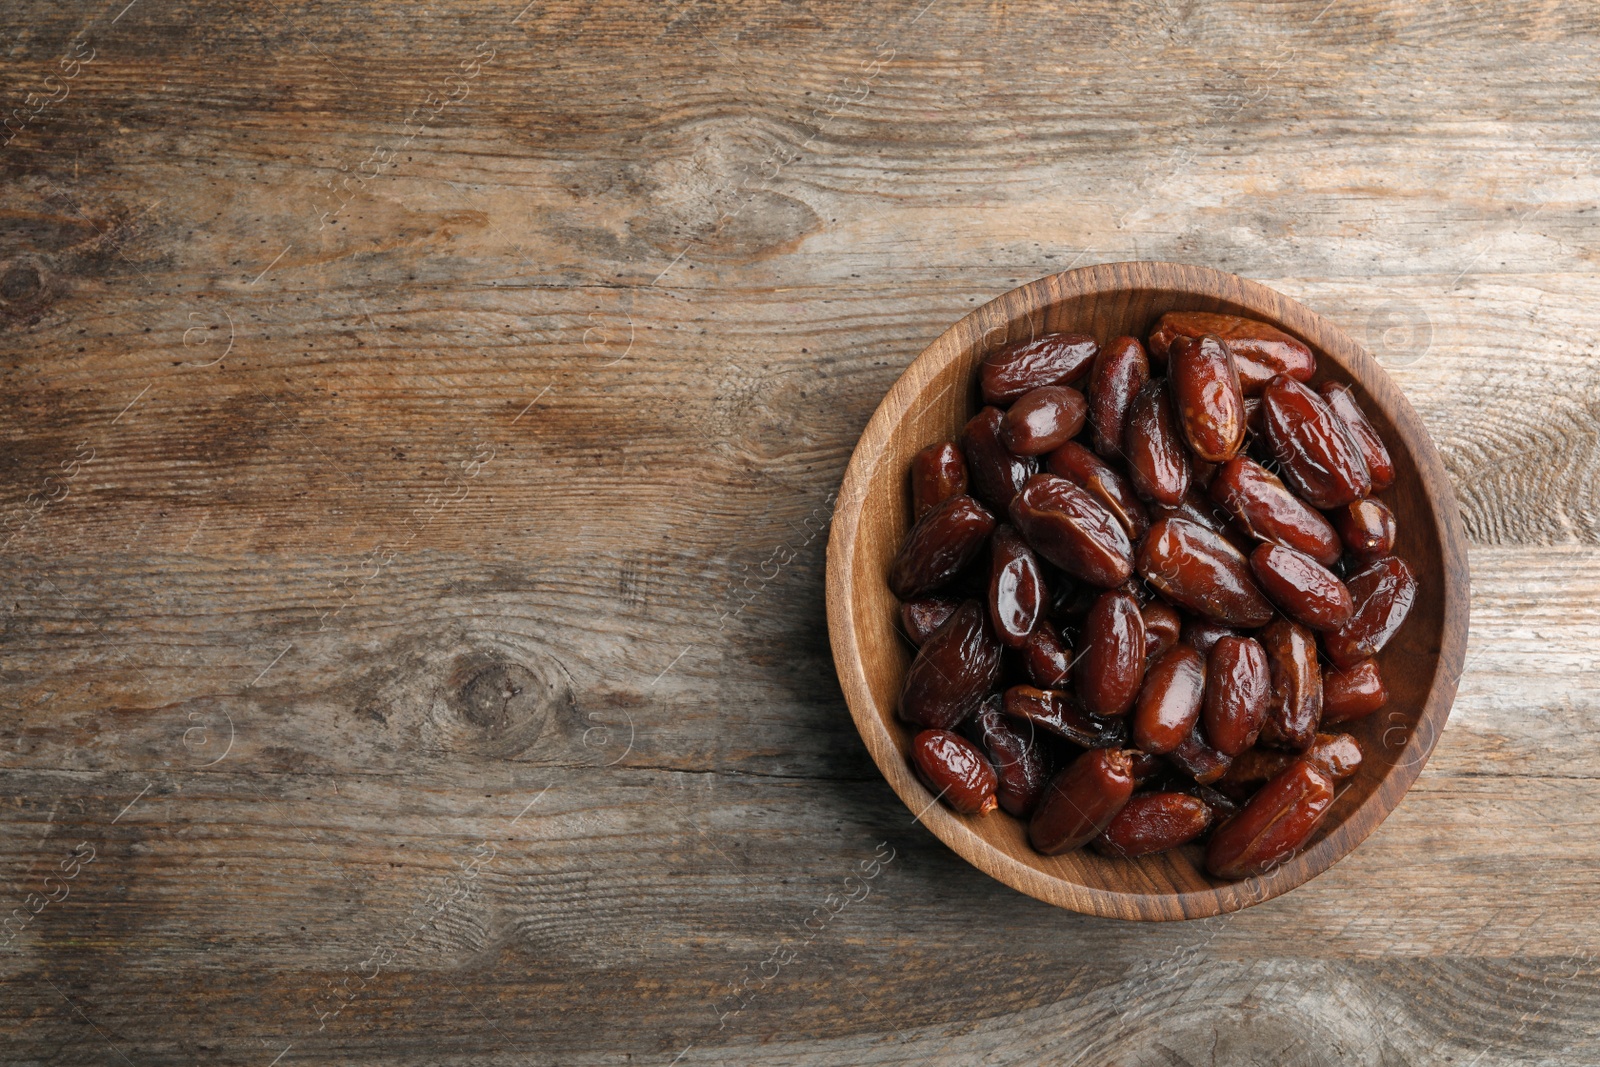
[{"left": 3, "top": 0, "right": 1600, "bottom": 1060}]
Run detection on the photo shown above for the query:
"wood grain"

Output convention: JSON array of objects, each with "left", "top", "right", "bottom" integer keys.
[{"left": 1, "top": 0, "right": 1598, "bottom": 1061}]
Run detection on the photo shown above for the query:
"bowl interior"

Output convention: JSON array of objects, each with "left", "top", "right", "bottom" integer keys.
[{"left": 830, "top": 263, "right": 1467, "bottom": 920}]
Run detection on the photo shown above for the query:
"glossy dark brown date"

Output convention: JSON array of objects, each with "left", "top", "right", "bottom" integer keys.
[
  {"left": 1124, "top": 380, "right": 1191, "bottom": 506},
  {"left": 1045, "top": 441, "right": 1150, "bottom": 540},
  {"left": 910, "top": 442, "right": 968, "bottom": 521},
  {"left": 963, "top": 406, "right": 1038, "bottom": 513},
  {"left": 1151, "top": 485, "right": 1237, "bottom": 542},
  {"left": 1261, "top": 375, "right": 1371, "bottom": 509},
  {"left": 1331, "top": 499, "right": 1397, "bottom": 567},
  {"left": 1219, "top": 732, "right": 1361, "bottom": 797},
  {"left": 898, "top": 600, "right": 1002, "bottom": 729},
  {"left": 1009, "top": 473, "right": 1134, "bottom": 588},
  {"left": 981, "top": 332, "right": 1098, "bottom": 405},
  {"left": 1133, "top": 643, "right": 1206, "bottom": 755},
  {"left": 1088, "top": 335, "right": 1150, "bottom": 458},
  {"left": 1029, "top": 748, "right": 1134, "bottom": 855},
  {"left": 889, "top": 493, "right": 997, "bottom": 599},
  {"left": 1305, "top": 731, "right": 1362, "bottom": 780},
  {"left": 1209, "top": 456, "right": 1341, "bottom": 566},
  {"left": 1141, "top": 600, "right": 1182, "bottom": 662},
  {"left": 1093, "top": 792, "right": 1213, "bottom": 859},
  {"left": 1003, "top": 685, "right": 1128, "bottom": 748},
  {"left": 1021, "top": 621, "right": 1073, "bottom": 688},
  {"left": 1181, "top": 617, "right": 1237, "bottom": 657},
  {"left": 1323, "top": 556, "right": 1417, "bottom": 669},
  {"left": 1321, "top": 659, "right": 1387, "bottom": 723},
  {"left": 1168, "top": 334, "right": 1246, "bottom": 462},
  {"left": 1202, "top": 635, "right": 1270, "bottom": 756},
  {"left": 1205, "top": 758, "right": 1334, "bottom": 879},
  {"left": 1249, "top": 542, "right": 1354, "bottom": 632},
  {"left": 901, "top": 596, "right": 959, "bottom": 646},
  {"left": 910, "top": 729, "right": 998, "bottom": 815},
  {"left": 1167, "top": 723, "right": 1232, "bottom": 785},
  {"left": 987, "top": 525, "right": 1044, "bottom": 648},
  {"left": 1002, "top": 386, "right": 1087, "bottom": 455},
  {"left": 1137, "top": 517, "right": 1274, "bottom": 628},
  {"left": 1258, "top": 619, "right": 1322, "bottom": 751},
  {"left": 969, "top": 696, "right": 1049, "bottom": 817},
  {"left": 1147, "top": 311, "right": 1315, "bottom": 393},
  {"left": 1075, "top": 589, "right": 1147, "bottom": 718},
  {"left": 1320, "top": 382, "right": 1395, "bottom": 491}
]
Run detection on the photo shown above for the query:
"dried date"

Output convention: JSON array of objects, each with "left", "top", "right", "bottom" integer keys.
[
  {"left": 1002, "top": 386, "right": 1087, "bottom": 455},
  {"left": 1093, "top": 792, "right": 1213, "bottom": 859},
  {"left": 1137, "top": 517, "right": 1274, "bottom": 628},
  {"left": 911, "top": 442, "right": 968, "bottom": 520},
  {"left": 898, "top": 600, "right": 1002, "bottom": 729},
  {"left": 1168, "top": 334, "right": 1246, "bottom": 462},
  {"left": 981, "top": 332, "right": 1098, "bottom": 405},
  {"left": 987, "top": 524, "right": 1044, "bottom": 648},
  {"left": 1323, "top": 556, "right": 1417, "bottom": 669},
  {"left": 1029, "top": 748, "right": 1134, "bottom": 855},
  {"left": 889, "top": 493, "right": 997, "bottom": 599},
  {"left": 1009, "top": 473, "right": 1134, "bottom": 588},
  {"left": 910, "top": 729, "right": 998, "bottom": 815}
]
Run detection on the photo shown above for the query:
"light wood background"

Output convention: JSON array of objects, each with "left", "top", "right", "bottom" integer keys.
[{"left": 1, "top": 1, "right": 1596, "bottom": 1063}]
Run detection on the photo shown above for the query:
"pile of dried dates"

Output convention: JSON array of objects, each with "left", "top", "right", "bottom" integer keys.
[{"left": 890, "top": 311, "right": 1416, "bottom": 880}]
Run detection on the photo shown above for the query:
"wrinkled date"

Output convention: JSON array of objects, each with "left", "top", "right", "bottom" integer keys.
[
  {"left": 1320, "top": 382, "right": 1395, "bottom": 492},
  {"left": 1219, "top": 732, "right": 1361, "bottom": 796},
  {"left": 981, "top": 332, "right": 1099, "bottom": 405},
  {"left": 1075, "top": 588, "right": 1147, "bottom": 718},
  {"left": 1046, "top": 440, "right": 1149, "bottom": 540},
  {"left": 1258, "top": 619, "right": 1322, "bottom": 751},
  {"left": 1321, "top": 659, "right": 1388, "bottom": 723},
  {"left": 1205, "top": 758, "right": 1335, "bottom": 879},
  {"left": 1210, "top": 456, "right": 1341, "bottom": 566},
  {"left": 964, "top": 407, "right": 1038, "bottom": 513},
  {"left": 968, "top": 696, "right": 1048, "bottom": 817},
  {"left": 1147, "top": 311, "right": 1315, "bottom": 392},
  {"left": 1009, "top": 474, "right": 1134, "bottom": 588},
  {"left": 910, "top": 729, "right": 998, "bottom": 815},
  {"left": 1094, "top": 792, "right": 1213, "bottom": 859},
  {"left": 1029, "top": 748, "right": 1134, "bottom": 855},
  {"left": 889, "top": 493, "right": 997, "bottom": 599},
  {"left": 1088, "top": 335, "right": 1150, "bottom": 458},
  {"left": 1323, "top": 556, "right": 1417, "bottom": 669},
  {"left": 911, "top": 442, "right": 969, "bottom": 520},
  {"left": 887, "top": 307, "right": 1417, "bottom": 875},
  {"left": 1124, "top": 380, "right": 1191, "bottom": 506},
  {"left": 1261, "top": 375, "right": 1372, "bottom": 509},
  {"left": 1003, "top": 684, "right": 1128, "bottom": 748},
  {"left": 1202, "top": 635, "right": 1270, "bottom": 756},
  {"left": 1002, "top": 386, "right": 1087, "bottom": 455},
  {"left": 1249, "top": 542, "right": 1354, "bottom": 632},
  {"left": 1138, "top": 517, "right": 1274, "bottom": 628},
  {"left": 899, "top": 601, "right": 1002, "bottom": 729},
  {"left": 1168, "top": 334, "right": 1246, "bottom": 462}
]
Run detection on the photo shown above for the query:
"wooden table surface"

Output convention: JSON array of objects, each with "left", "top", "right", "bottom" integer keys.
[{"left": 2, "top": 1, "right": 1597, "bottom": 1063}]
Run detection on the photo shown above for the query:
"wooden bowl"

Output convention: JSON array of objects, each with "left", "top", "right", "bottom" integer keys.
[{"left": 825, "top": 262, "right": 1469, "bottom": 920}]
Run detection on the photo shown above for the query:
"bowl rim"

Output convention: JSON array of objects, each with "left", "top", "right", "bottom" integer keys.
[{"left": 824, "top": 261, "right": 1470, "bottom": 920}]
